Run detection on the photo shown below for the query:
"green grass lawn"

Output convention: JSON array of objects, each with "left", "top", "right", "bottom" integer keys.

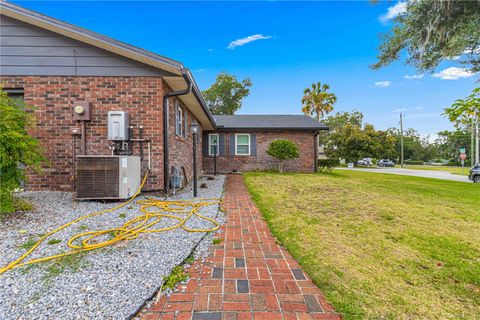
[
  {"left": 404, "top": 165, "right": 471, "bottom": 176},
  {"left": 244, "top": 171, "right": 480, "bottom": 319}
]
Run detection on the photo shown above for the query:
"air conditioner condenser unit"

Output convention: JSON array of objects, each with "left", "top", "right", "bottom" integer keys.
[{"left": 76, "top": 155, "right": 141, "bottom": 200}]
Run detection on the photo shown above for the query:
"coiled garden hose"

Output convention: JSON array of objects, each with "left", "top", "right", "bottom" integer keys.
[{"left": 0, "top": 172, "right": 222, "bottom": 275}]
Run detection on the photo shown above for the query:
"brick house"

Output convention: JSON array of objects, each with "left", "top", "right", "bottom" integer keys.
[
  {"left": 202, "top": 115, "right": 326, "bottom": 173},
  {"left": 0, "top": 2, "right": 327, "bottom": 194}
]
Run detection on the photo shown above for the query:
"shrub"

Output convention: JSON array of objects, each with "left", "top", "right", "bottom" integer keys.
[
  {"left": 266, "top": 140, "right": 299, "bottom": 173},
  {"left": 317, "top": 158, "right": 340, "bottom": 173},
  {"left": 0, "top": 87, "right": 45, "bottom": 214},
  {"left": 405, "top": 160, "right": 424, "bottom": 165}
]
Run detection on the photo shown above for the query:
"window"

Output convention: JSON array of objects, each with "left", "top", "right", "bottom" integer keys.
[
  {"left": 4, "top": 88, "right": 24, "bottom": 101},
  {"left": 175, "top": 100, "right": 183, "bottom": 136},
  {"left": 235, "top": 134, "right": 250, "bottom": 155},
  {"left": 209, "top": 134, "right": 219, "bottom": 156}
]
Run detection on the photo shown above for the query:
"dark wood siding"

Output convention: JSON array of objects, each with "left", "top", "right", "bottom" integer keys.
[{"left": 0, "top": 15, "right": 168, "bottom": 77}]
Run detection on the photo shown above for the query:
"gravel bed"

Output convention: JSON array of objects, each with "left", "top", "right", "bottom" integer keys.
[{"left": 0, "top": 175, "right": 226, "bottom": 320}]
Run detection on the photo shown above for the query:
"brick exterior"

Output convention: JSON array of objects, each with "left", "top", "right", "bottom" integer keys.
[
  {"left": 202, "top": 130, "right": 317, "bottom": 173},
  {"left": 0, "top": 75, "right": 203, "bottom": 192},
  {"left": 167, "top": 95, "right": 203, "bottom": 189}
]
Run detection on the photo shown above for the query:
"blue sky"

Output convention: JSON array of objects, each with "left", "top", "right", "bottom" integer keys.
[{"left": 14, "top": 1, "right": 479, "bottom": 137}]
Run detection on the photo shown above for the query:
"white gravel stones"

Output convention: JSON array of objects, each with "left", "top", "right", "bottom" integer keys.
[{"left": 0, "top": 175, "right": 226, "bottom": 320}]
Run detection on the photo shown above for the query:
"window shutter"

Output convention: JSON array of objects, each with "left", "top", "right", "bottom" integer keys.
[
  {"left": 184, "top": 111, "right": 188, "bottom": 137},
  {"left": 175, "top": 102, "right": 179, "bottom": 135},
  {"left": 251, "top": 133, "right": 257, "bottom": 156},
  {"left": 229, "top": 134, "right": 236, "bottom": 156},
  {"left": 219, "top": 133, "right": 225, "bottom": 156},
  {"left": 202, "top": 132, "right": 208, "bottom": 156}
]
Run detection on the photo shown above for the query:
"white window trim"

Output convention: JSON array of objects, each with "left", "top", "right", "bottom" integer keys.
[
  {"left": 208, "top": 133, "right": 219, "bottom": 156},
  {"left": 235, "top": 133, "right": 251, "bottom": 156},
  {"left": 175, "top": 101, "right": 183, "bottom": 137}
]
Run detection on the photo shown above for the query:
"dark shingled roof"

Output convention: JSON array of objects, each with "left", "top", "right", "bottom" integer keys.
[{"left": 212, "top": 115, "right": 328, "bottom": 130}]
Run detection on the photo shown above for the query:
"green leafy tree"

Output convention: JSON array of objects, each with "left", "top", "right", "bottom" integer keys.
[
  {"left": 325, "top": 124, "right": 371, "bottom": 163},
  {"left": 444, "top": 87, "right": 480, "bottom": 164},
  {"left": 0, "top": 88, "right": 45, "bottom": 213},
  {"left": 202, "top": 72, "right": 252, "bottom": 115},
  {"left": 444, "top": 87, "right": 480, "bottom": 128},
  {"left": 387, "top": 127, "right": 433, "bottom": 162},
  {"left": 266, "top": 140, "right": 299, "bottom": 173},
  {"left": 324, "top": 110, "right": 363, "bottom": 129},
  {"left": 372, "top": 1, "right": 480, "bottom": 73},
  {"left": 325, "top": 123, "right": 396, "bottom": 163},
  {"left": 365, "top": 125, "right": 397, "bottom": 160},
  {"left": 320, "top": 110, "right": 364, "bottom": 146},
  {"left": 435, "top": 130, "right": 473, "bottom": 165},
  {"left": 301, "top": 82, "right": 337, "bottom": 121}
]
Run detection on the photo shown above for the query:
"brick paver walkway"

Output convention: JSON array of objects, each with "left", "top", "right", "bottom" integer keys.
[{"left": 141, "top": 175, "right": 340, "bottom": 320}]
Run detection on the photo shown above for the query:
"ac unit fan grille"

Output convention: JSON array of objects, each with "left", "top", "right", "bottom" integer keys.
[{"left": 76, "top": 157, "right": 119, "bottom": 198}]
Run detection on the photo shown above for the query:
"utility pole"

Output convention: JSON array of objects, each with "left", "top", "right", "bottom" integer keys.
[{"left": 400, "top": 112, "right": 404, "bottom": 168}]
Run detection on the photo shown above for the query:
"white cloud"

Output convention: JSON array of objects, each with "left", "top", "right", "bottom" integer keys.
[
  {"left": 414, "top": 106, "right": 424, "bottom": 111},
  {"left": 448, "top": 55, "right": 461, "bottom": 61},
  {"left": 464, "top": 47, "right": 480, "bottom": 55},
  {"left": 379, "top": 2, "right": 407, "bottom": 23},
  {"left": 374, "top": 81, "right": 391, "bottom": 88},
  {"left": 393, "top": 108, "right": 407, "bottom": 113},
  {"left": 227, "top": 34, "right": 272, "bottom": 49},
  {"left": 404, "top": 74, "right": 424, "bottom": 80},
  {"left": 192, "top": 69, "right": 205, "bottom": 73},
  {"left": 432, "top": 67, "right": 476, "bottom": 80}
]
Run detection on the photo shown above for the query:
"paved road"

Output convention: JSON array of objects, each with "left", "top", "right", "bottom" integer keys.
[{"left": 338, "top": 167, "right": 472, "bottom": 183}]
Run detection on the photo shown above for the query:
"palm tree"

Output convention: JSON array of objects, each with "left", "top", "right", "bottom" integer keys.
[{"left": 301, "top": 82, "right": 337, "bottom": 121}]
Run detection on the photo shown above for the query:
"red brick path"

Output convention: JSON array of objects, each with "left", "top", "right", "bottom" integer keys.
[{"left": 141, "top": 175, "right": 340, "bottom": 320}]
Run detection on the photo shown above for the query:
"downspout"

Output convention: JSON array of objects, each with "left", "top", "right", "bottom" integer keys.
[{"left": 163, "top": 68, "right": 192, "bottom": 194}]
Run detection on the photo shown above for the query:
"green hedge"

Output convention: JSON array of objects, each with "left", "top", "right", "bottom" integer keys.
[
  {"left": 405, "top": 160, "right": 424, "bottom": 165},
  {"left": 317, "top": 158, "right": 340, "bottom": 173}
]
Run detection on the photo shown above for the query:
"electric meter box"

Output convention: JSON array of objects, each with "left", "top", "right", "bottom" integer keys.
[{"left": 108, "top": 111, "right": 129, "bottom": 141}]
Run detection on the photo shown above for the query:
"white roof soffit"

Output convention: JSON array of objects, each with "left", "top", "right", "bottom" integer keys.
[{"left": 164, "top": 76, "right": 214, "bottom": 130}]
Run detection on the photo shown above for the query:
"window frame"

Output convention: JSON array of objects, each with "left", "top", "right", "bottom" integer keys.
[
  {"left": 208, "top": 133, "right": 220, "bottom": 156},
  {"left": 235, "top": 133, "right": 251, "bottom": 156},
  {"left": 4, "top": 88, "right": 24, "bottom": 101},
  {"left": 175, "top": 100, "right": 184, "bottom": 137}
]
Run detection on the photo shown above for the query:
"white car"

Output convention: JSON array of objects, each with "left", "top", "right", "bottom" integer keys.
[{"left": 357, "top": 158, "right": 373, "bottom": 166}]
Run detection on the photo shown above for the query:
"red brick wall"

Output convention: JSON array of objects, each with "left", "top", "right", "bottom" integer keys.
[
  {"left": 202, "top": 130, "right": 316, "bottom": 173},
  {"left": 167, "top": 97, "right": 203, "bottom": 186},
  {"left": 0, "top": 76, "right": 203, "bottom": 192}
]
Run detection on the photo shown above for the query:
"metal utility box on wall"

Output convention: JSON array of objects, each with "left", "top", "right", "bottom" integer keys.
[
  {"left": 72, "top": 101, "right": 92, "bottom": 121},
  {"left": 108, "top": 111, "right": 129, "bottom": 141},
  {"left": 76, "top": 155, "right": 140, "bottom": 199}
]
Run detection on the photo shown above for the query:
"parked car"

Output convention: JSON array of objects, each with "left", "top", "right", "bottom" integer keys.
[
  {"left": 357, "top": 158, "right": 373, "bottom": 166},
  {"left": 378, "top": 159, "right": 395, "bottom": 167},
  {"left": 469, "top": 164, "right": 480, "bottom": 183}
]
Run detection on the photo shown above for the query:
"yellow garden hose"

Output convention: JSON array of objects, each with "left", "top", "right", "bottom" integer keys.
[{"left": 0, "top": 172, "right": 222, "bottom": 275}]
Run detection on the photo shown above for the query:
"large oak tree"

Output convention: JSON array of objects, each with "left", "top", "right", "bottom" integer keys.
[{"left": 373, "top": 0, "right": 480, "bottom": 73}]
